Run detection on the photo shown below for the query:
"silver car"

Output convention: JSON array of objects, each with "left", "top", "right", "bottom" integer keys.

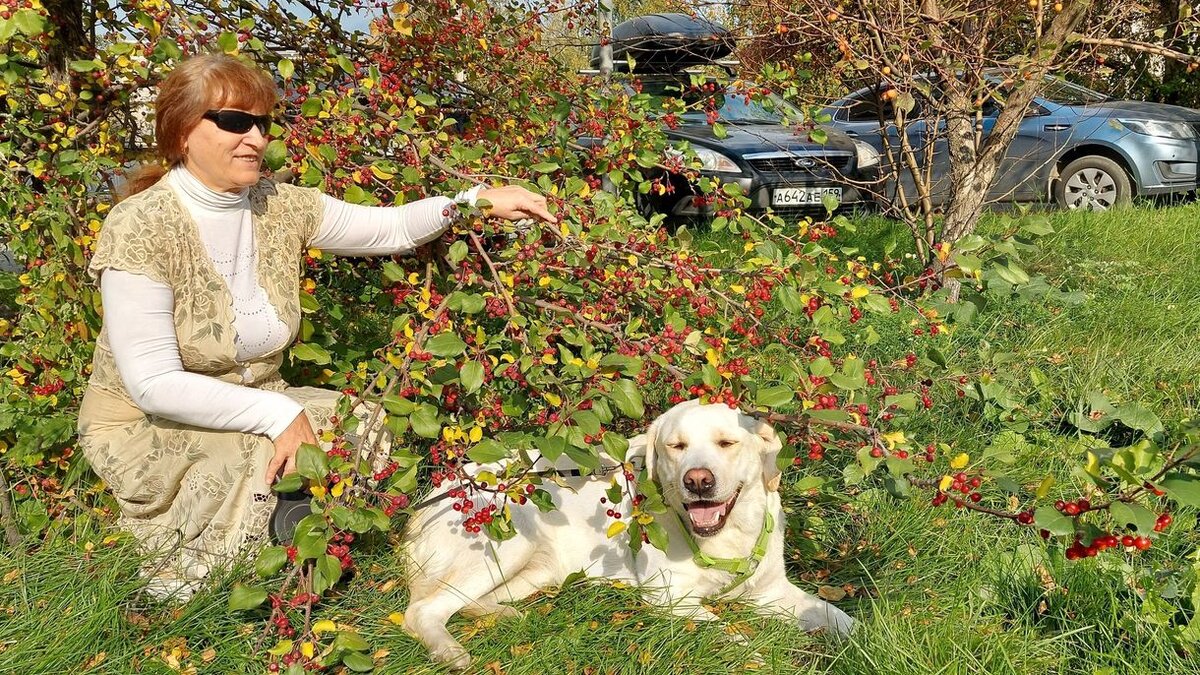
[{"left": 824, "top": 76, "right": 1200, "bottom": 211}]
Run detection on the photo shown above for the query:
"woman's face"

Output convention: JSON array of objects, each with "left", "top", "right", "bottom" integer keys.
[{"left": 182, "top": 107, "right": 268, "bottom": 193}]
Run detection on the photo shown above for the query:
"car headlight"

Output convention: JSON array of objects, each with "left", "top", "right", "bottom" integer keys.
[
  {"left": 668, "top": 144, "right": 741, "bottom": 173},
  {"left": 1117, "top": 119, "right": 1197, "bottom": 140},
  {"left": 853, "top": 140, "right": 880, "bottom": 169}
]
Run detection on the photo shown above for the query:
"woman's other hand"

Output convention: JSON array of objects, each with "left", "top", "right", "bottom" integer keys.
[
  {"left": 266, "top": 411, "right": 318, "bottom": 487},
  {"left": 476, "top": 186, "right": 557, "bottom": 224}
]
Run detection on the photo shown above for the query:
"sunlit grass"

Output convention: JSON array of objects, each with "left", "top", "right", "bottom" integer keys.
[{"left": 3, "top": 203, "right": 1199, "bottom": 673}]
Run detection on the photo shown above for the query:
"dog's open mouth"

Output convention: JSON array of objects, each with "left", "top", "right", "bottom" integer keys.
[{"left": 684, "top": 486, "right": 741, "bottom": 537}]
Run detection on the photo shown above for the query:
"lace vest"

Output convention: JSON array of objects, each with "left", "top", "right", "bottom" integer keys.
[{"left": 86, "top": 178, "right": 322, "bottom": 401}]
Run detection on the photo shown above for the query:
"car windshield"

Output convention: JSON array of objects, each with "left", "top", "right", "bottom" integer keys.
[
  {"left": 1038, "top": 78, "right": 1110, "bottom": 105},
  {"left": 639, "top": 79, "right": 802, "bottom": 125}
]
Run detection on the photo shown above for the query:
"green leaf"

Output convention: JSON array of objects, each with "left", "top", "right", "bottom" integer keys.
[
  {"left": 1161, "top": 473, "right": 1200, "bottom": 508},
  {"left": 711, "top": 122, "right": 727, "bottom": 138},
  {"left": 291, "top": 342, "right": 331, "bottom": 365},
  {"left": 809, "top": 357, "right": 835, "bottom": 377},
  {"left": 296, "top": 442, "right": 328, "bottom": 481},
  {"left": 313, "top": 554, "right": 343, "bottom": 595},
  {"left": 646, "top": 520, "right": 670, "bottom": 552},
  {"left": 336, "top": 55, "right": 355, "bottom": 74},
  {"left": 927, "top": 348, "right": 947, "bottom": 369},
  {"left": 255, "top": 546, "right": 288, "bottom": 578},
  {"left": 1110, "top": 501, "right": 1157, "bottom": 533},
  {"left": 608, "top": 379, "right": 645, "bottom": 419},
  {"left": 217, "top": 31, "right": 238, "bottom": 53},
  {"left": 278, "top": 58, "right": 295, "bottom": 80},
  {"left": 264, "top": 139, "right": 287, "bottom": 171},
  {"left": 272, "top": 473, "right": 304, "bottom": 493},
  {"left": 1113, "top": 403, "right": 1163, "bottom": 437},
  {"left": 381, "top": 395, "right": 415, "bottom": 415},
  {"left": 602, "top": 433, "right": 629, "bottom": 461},
  {"left": 342, "top": 651, "right": 374, "bottom": 672},
  {"left": 448, "top": 241, "right": 469, "bottom": 265},
  {"left": 228, "top": 584, "right": 268, "bottom": 611},
  {"left": 529, "top": 488, "right": 555, "bottom": 512},
  {"left": 467, "top": 439, "right": 508, "bottom": 464},
  {"left": 14, "top": 9, "right": 47, "bottom": 36},
  {"left": 531, "top": 162, "right": 560, "bottom": 173},
  {"left": 460, "top": 361, "right": 484, "bottom": 394},
  {"left": 410, "top": 404, "right": 441, "bottom": 439},
  {"left": 1033, "top": 506, "right": 1074, "bottom": 536},
  {"left": 572, "top": 410, "right": 602, "bottom": 436},
  {"left": 755, "top": 385, "right": 794, "bottom": 407},
  {"left": 425, "top": 333, "right": 467, "bottom": 357}
]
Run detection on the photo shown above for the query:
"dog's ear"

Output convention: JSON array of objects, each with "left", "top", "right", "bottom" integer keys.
[
  {"left": 637, "top": 419, "right": 661, "bottom": 483},
  {"left": 753, "top": 417, "right": 784, "bottom": 492}
]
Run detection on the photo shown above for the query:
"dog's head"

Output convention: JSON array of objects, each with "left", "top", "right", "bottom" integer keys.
[{"left": 628, "top": 399, "right": 783, "bottom": 537}]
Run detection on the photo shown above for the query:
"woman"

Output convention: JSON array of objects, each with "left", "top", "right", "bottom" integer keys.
[{"left": 77, "top": 53, "right": 555, "bottom": 599}]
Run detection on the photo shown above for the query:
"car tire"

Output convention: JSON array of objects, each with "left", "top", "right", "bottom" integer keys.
[{"left": 1054, "top": 156, "right": 1132, "bottom": 211}]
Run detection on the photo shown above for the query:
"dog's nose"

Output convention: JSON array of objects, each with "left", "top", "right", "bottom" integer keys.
[{"left": 683, "top": 468, "right": 716, "bottom": 497}]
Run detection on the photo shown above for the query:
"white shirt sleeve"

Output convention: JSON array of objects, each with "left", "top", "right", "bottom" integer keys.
[
  {"left": 310, "top": 185, "right": 485, "bottom": 254},
  {"left": 99, "top": 269, "right": 305, "bottom": 440},
  {"left": 311, "top": 195, "right": 452, "bottom": 254}
]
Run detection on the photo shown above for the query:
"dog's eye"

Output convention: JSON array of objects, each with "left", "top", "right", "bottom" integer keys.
[
  {"left": 666, "top": 442, "right": 686, "bottom": 452},
  {"left": 717, "top": 439, "right": 737, "bottom": 448}
]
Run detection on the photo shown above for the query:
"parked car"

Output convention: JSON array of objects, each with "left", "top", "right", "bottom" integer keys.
[
  {"left": 824, "top": 73, "right": 1200, "bottom": 211},
  {"left": 588, "top": 14, "right": 881, "bottom": 222}
]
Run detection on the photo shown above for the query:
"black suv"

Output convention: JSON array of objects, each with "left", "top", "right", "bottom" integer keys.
[{"left": 591, "top": 14, "right": 881, "bottom": 222}]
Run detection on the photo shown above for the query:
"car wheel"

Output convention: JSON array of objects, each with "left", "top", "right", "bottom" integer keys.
[{"left": 1054, "top": 156, "right": 1132, "bottom": 211}]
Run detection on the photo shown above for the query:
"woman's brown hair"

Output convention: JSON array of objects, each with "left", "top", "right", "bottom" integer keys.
[{"left": 122, "top": 54, "right": 279, "bottom": 198}]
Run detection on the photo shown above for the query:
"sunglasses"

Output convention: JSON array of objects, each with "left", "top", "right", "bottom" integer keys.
[{"left": 202, "top": 109, "right": 272, "bottom": 135}]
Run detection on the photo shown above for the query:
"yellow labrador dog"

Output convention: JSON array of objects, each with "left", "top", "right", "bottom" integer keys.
[{"left": 402, "top": 399, "right": 854, "bottom": 669}]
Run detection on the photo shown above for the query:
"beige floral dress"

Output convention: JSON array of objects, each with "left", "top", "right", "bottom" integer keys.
[{"left": 78, "top": 178, "right": 385, "bottom": 592}]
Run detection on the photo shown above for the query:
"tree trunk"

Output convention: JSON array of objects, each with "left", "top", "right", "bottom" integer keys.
[{"left": 42, "top": 0, "right": 89, "bottom": 82}]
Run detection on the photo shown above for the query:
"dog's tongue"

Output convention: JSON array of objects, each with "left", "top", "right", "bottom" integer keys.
[{"left": 687, "top": 501, "right": 727, "bottom": 529}]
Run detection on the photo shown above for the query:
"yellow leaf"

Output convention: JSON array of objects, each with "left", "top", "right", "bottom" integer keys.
[
  {"left": 312, "top": 619, "right": 337, "bottom": 634},
  {"left": 370, "top": 164, "right": 394, "bottom": 180},
  {"left": 541, "top": 353, "right": 557, "bottom": 365},
  {"left": 949, "top": 453, "right": 970, "bottom": 469},
  {"left": 301, "top": 642, "right": 315, "bottom": 659},
  {"left": 627, "top": 254, "right": 638, "bottom": 266},
  {"left": 310, "top": 485, "right": 327, "bottom": 499},
  {"left": 729, "top": 284, "right": 745, "bottom": 294},
  {"left": 606, "top": 521, "right": 627, "bottom": 538},
  {"left": 330, "top": 480, "right": 345, "bottom": 498},
  {"left": 387, "top": 612, "right": 405, "bottom": 626},
  {"left": 544, "top": 392, "right": 562, "bottom": 407},
  {"left": 880, "top": 430, "right": 906, "bottom": 449},
  {"left": 469, "top": 427, "right": 483, "bottom": 443},
  {"left": 938, "top": 475, "right": 954, "bottom": 491},
  {"left": 267, "top": 640, "right": 293, "bottom": 656},
  {"left": 407, "top": 272, "right": 421, "bottom": 284},
  {"left": 850, "top": 285, "right": 870, "bottom": 300},
  {"left": 1035, "top": 475, "right": 1056, "bottom": 498},
  {"left": 478, "top": 37, "right": 488, "bottom": 49},
  {"left": 705, "top": 348, "right": 720, "bottom": 367}
]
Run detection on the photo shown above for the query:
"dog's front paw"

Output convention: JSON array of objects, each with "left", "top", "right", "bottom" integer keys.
[
  {"left": 823, "top": 606, "right": 855, "bottom": 637},
  {"left": 430, "top": 643, "right": 472, "bottom": 671}
]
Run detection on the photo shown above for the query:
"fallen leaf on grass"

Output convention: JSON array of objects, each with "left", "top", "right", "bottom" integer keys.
[
  {"left": 818, "top": 585, "right": 847, "bottom": 601},
  {"left": 2, "top": 569, "right": 19, "bottom": 584},
  {"left": 82, "top": 652, "right": 106, "bottom": 670},
  {"left": 485, "top": 662, "right": 506, "bottom": 675},
  {"left": 510, "top": 643, "right": 533, "bottom": 657},
  {"left": 378, "top": 579, "right": 397, "bottom": 593},
  {"left": 199, "top": 648, "right": 216, "bottom": 663},
  {"left": 387, "top": 611, "right": 405, "bottom": 626}
]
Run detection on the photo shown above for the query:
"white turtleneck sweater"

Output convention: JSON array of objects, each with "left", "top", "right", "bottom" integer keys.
[{"left": 99, "top": 167, "right": 481, "bottom": 439}]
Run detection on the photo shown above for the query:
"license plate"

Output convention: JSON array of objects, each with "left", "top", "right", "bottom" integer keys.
[{"left": 772, "top": 187, "right": 842, "bottom": 206}]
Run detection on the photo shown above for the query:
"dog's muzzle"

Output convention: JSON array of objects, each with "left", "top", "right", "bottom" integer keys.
[{"left": 683, "top": 485, "right": 742, "bottom": 536}]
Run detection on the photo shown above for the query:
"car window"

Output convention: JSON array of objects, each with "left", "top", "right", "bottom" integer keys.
[{"left": 639, "top": 78, "right": 803, "bottom": 125}]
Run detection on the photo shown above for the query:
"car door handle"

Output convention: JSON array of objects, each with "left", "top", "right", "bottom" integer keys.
[
  {"left": 1043, "top": 123, "right": 1072, "bottom": 131},
  {"left": 844, "top": 130, "right": 859, "bottom": 137}
]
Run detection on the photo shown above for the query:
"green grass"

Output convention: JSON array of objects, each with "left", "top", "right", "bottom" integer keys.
[{"left": 3, "top": 203, "right": 1200, "bottom": 674}]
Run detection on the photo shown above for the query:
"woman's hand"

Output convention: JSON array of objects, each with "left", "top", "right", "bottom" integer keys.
[
  {"left": 265, "top": 411, "right": 318, "bottom": 487},
  {"left": 476, "top": 185, "right": 557, "bottom": 224}
]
